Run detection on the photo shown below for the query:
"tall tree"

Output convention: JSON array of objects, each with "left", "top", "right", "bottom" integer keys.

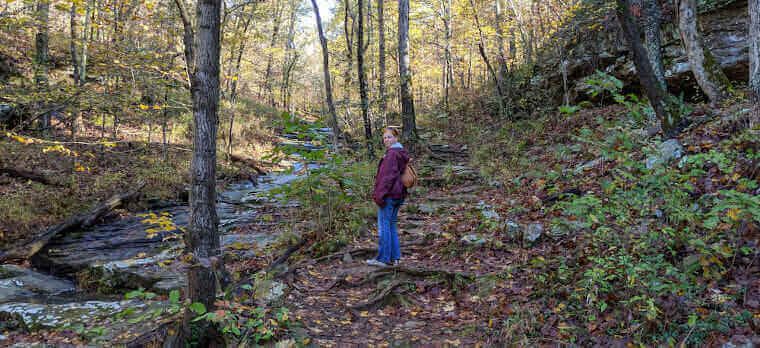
[
  {"left": 377, "top": 0, "right": 387, "bottom": 126},
  {"left": 678, "top": 0, "right": 730, "bottom": 104},
  {"left": 398, "top": 0, "right": 417, "bottom": 141},
  {"left": 645, "top": 0, "right": 665, "bottom": 88},
  {"left": 470, "top": 0, "right": 508, "bottom": 118},
  {"left": 262, "top": 0, "right": 284, "bottom": 105},
  {"left": 280, "top": 0, "right": 299, "bottom": 111},
  {"left": 79, "top": 0, "right": 93, "bottom": 86},
  {"left": 173, "top": 0, "right": 223, "bottom": 344},
  {"left": 617, "top": 0, "right": 681, "bottom": 137},
  {"left": 357, "top": 0, "right": 373, "bottom": 154},
  {"left": 70, "top": 3, "right": 80, "bottom": 84},
  {"left": 343, "top": 0, "right": 355, "bottom": 123},
  {"left": 750, "top": 0, "right": 760, "bottom": 104},
  {"left": 311, "top": 0, "right": 341, "bottom": 143},
  {"left": 35, "top": 0, "right": 50, "bottom": 134},
  {"left": 442, "top": 0, "right": 453, "bottom": 111}
]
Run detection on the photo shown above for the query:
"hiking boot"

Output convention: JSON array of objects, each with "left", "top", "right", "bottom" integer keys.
[{"left": 365, "top": 259, "right": 389, "bottom": 267}]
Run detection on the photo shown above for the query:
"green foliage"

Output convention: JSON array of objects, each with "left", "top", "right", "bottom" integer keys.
[
  {"left": 540, "top": 123, "right": 760, "bottom": 344},
  {"left": 265, "top": 112, "right": 374, "bottom": 256}
]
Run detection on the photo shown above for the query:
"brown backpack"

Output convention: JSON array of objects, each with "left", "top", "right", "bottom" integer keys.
[{"left": 401, "top": 162, "right": 417, "bottom": 188}]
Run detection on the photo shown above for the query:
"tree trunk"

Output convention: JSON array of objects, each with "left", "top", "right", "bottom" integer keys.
[
  {"left": 398, "top": 0, "right": 417, "bottom": 141},
  {"left": 442, "top": 0, "right": 453, "bottom": 112},
  {"left": 311, "top": 0, "right": 341, "bottom": 144},
  {"left": 358, "top": 0, "right": 373, "bottom": 155},
  {"left": 645, "top": 0, "right": 665, "bottom": 89},
  {"left": 70, "top": 4, "right": 80, "bottom": 84},
  {"left": 617, "top": 0, "right": 681, "bottom": 137},
  {"left": 377, "top": 0, "right": 387, "bottom": 126},
  {"left": 35, "top": 0, "right": 50, "bottom": 135},
  {"left": 470, "top": 0, "right": 508, "bottom": 119},
  {"left": 230, "top": 14, "right": 253, "bottom": 102},
  {"left": 173, "top": 0, "right": 223, "bottom": 344},
  {"left": 70, "top": 3, "right": 80, "bottom": 140},
  {"left": 678, "top": 0, "right": 730, "bottom": 104},
  {"left": 262, "top": 0, "right": 283, "bottom": 106},
  {"left": 80, "top": 0, "right": 92, "bottom": 86},
  {"left": 343, "top": 0, "right": 355, "bottom": 125},
  {"left": 749, "top": 0, "right": 760, "bottom": 103}
]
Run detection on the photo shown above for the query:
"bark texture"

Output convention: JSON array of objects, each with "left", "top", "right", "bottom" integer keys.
[
  {"left": 357, "top": 0, "right": 373, "bottom": 155},
  {"left": 311, "top": 0, "right": 341, "bottom": 143},
  {"left": 35, "top": 0, "right": 50, "bottom": 133},
  {"left": 678, "top": 0, "right": 730, "bottom": 104},
  {"left": 617, "top": 0, "right": 681, "bottom": 137},
  {"left": 377, "top": 0, "right": 387, "bottom": 126},
  {"left": 173, "top": 0, "right": 223, "bottom": 345},
  {"left": 645, "top": 0, "right": 665, "bottom": 88},
  {"left": 750, "top": 0, "right": 760, "bottom": 103},
  {"left": 398, "top": 0, "right": 417, "bottom": 141}
]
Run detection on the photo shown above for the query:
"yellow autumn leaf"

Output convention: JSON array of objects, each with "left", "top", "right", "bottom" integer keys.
[{"left": 727, "top": 208, "right": 741, "bottom": 221}]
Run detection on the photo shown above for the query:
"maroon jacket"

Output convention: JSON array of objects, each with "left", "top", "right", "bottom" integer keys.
[{"left": 373, "top": 146, "right": 410, "bottom": 206}]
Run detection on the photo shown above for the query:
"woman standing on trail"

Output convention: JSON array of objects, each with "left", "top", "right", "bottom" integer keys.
[{"left": 367, "top": 127, "right": 410, "bottom": 267}]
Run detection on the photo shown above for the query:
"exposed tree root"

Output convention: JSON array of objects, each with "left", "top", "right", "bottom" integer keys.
[
  {"left": 265, "top": 238, "right": 306, "bottom": 272},
  {"left": 346, "top": 279, "right": 410, "bottom": 310},
  {"left": 314, "top": 240, "right": 427, "bottom": 263},
  {"left": 381, "top": 265, "right": 476, "bottom": 280}
]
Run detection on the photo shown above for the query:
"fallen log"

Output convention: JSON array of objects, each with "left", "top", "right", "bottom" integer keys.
[
  {"left": 0, "top": 167, "right": 61, "bottom": 186},
  {"left": 0, "top": 180, "right": 146, "bottom": 262}
]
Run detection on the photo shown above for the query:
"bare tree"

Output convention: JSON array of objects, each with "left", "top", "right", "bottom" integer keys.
[
  {"left": 469, "top": 0, "right": 508, "bottom": 119},
  {"left": 617, "top": 0, "right": 681, "bottom": 137},
  {"left": 262, "top": 0, "right": 284, "bottom": 105},
  {"left": 311, "top": 0, "right": 341, "bottom": 143},
  {"left": 172, "top": 0, "right": 223, "bottom": 344},
  {"left": 398, "top": 0, "right": 417, "bottom": 141},
  {"left": 678, "top": 0, "right": 730, "bottom": 104},
  {"left": 343, "top": 0, "right": 356, "bottom": 123},
  {"left": 35, "top": 0, "right": 50, "bottom": 134},
  {"left": 377, "top": 0, "right": 387, "bottom": 126},
  {"left": 358, "top": 0, "right": 373, "bottom": 154}
]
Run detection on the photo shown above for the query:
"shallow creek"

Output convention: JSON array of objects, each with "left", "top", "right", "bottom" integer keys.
[{"left": 0, "top": 131, "right": 328, "bottom": 342}]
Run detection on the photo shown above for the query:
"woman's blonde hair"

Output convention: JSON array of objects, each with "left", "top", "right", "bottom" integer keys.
[{"left": 382, "top": 127, "right": 400, "bottom": 137}]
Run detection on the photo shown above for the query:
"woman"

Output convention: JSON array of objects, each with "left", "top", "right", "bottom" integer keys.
[{"left": 367, "top": 127, "right": 410, "bottom": 267}]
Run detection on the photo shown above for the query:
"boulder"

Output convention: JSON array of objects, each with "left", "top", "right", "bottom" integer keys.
[
  {"left": 461, "top": 234, "right": 489, "bottom": 246},
  {"left": 502, "top": 220, "right": 521, "bottom": 240},
  {"left": 523, "top": 224, "right": 544, "bottom": 245},
  {"left": 646, "top": 139, "right": 684, "bottom": 169},
  {"left": 0, "top": 265, "right": 75, "bottom": 304},
  {"left": 548, "top": 0, "right": 750, "bottom": 104},
  {"left": 549, "top": 219, "right": 587, "bottom": 238}
]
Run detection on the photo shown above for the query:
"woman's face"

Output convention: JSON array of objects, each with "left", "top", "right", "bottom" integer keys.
[{"left": 383, "top": 131, "right": 398, "bottom": 148}]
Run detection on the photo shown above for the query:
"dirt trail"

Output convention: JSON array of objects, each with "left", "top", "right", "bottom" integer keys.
[{"left": 280, "top": 149, "right": 517, "bottom": 346}]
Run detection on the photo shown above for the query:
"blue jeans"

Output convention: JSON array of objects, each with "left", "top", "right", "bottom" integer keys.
[{"left": 376, "top": 198, "right": 403, "bottom": 264}]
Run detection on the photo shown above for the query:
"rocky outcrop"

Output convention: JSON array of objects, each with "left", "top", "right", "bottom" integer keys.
[{"left": 545, "top": 0, "right": 749, "bottom": 103}]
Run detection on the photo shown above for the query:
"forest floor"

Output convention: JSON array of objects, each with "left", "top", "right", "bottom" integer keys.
[
  {"left": 2, "top": 102, "right": 760, "bottom": 347},
  {"left": 258, "top": 102, "right": 760, "bottom": 347}
]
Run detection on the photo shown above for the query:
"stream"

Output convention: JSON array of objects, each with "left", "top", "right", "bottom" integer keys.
[{"left": 0, "top": 128, "right": 330, "bottom": 343}]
